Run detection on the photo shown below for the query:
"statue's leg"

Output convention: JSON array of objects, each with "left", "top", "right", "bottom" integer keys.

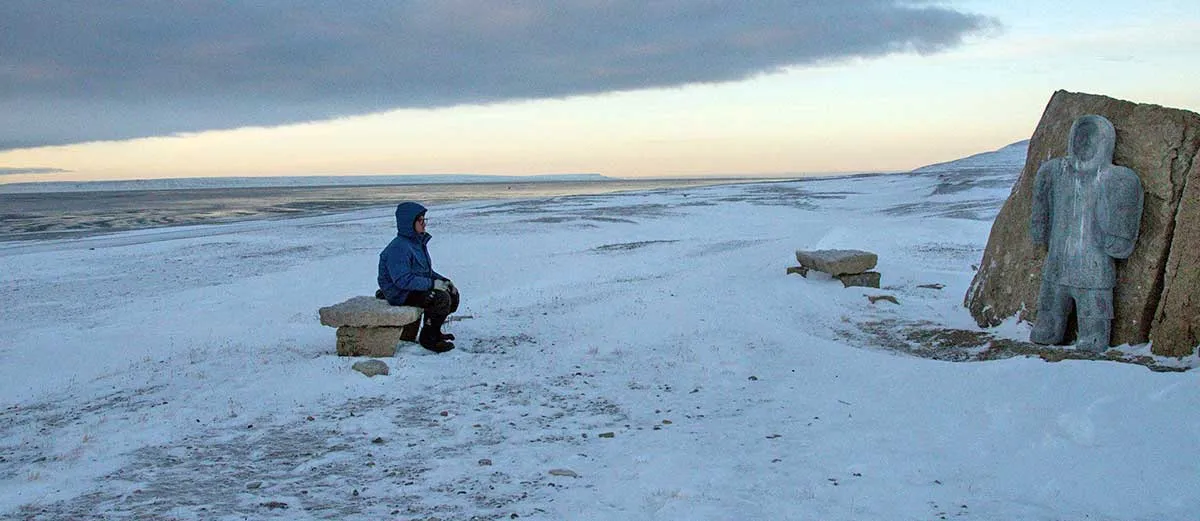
[
  {"left": 1076, "top": 319, "right": 1111, "bottom": 352},
  {"left": 1030, "top": 280, "right": 1071, "bottom": 345},
  {"left": 1075, "top": 288, "right": 1114, "bottom": 352}
]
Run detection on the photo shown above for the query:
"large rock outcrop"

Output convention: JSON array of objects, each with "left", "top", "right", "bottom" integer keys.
[{"left": 965, "top": 90, "right": 1200, "bottom": 357}]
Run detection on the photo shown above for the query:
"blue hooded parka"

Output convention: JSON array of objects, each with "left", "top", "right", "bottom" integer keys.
[{"left": 377, "top": 202, "right": 445, "bottom": 305}]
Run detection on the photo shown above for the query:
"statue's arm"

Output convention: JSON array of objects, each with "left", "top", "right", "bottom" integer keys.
[
  {"left": 1030, "top": 160, "right": 1054, "bottom": 247},
  {"left": 1096, "top": 166, "right": 1144, "bottom": 259}
]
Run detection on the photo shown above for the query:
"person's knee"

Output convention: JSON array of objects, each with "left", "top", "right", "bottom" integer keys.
[{"left": 427, "top": 290, "right": 453, "bottom": 315}]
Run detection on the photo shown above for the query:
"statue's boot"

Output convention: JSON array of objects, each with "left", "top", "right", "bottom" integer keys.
[
  {"left": 1030, "top": 315, "right": 1065, "bottom": 345},
  {"left": 1075, "top": 318, "right": 1111, "bottom": 353}
]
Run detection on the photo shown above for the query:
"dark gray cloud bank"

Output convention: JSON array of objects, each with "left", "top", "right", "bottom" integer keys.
[
  {"left": 0, "top": 1, "right": 995, "bottom": 150},
  {"left": 0, "top": 167, "right": 71, "bottom": 176}
]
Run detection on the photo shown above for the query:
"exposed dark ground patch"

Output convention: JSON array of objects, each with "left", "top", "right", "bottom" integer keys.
[
  {"left": 881, "top": 199, "right": 1004, "bottom": 221},
  {"left": 845, "top": 319, "right": 1189, "bottom": 372},
  {"left": 463, "top": 333, "right": 538, "bottom": 354},
  {"left": 905, "top": 243, "right": 983, "bottom": 259},
  {"left": 904, "top": 242, "right": 985, "bottom": 271},
  {"left": 708, "top": 182, "right": 846, "bottom": 209},
  {"left": 913, "top": 163, "right": 1019, "bottom": 191},
  {"left": 931, "top": 177, "right": 1018, "bottom": 195},
  {"left": 467, "top": 197, "right": 680, "bottom": 226},
  {"left": 591, "top": 240, "right": 680, "bottom": 253},
  {"left": 927, "top": 168, "right": 1020, "bottom": 196}
]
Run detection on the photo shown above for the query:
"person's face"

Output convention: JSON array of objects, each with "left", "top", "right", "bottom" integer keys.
[{"left": 414, "top": 214, "right": 427, "bottom": 234}]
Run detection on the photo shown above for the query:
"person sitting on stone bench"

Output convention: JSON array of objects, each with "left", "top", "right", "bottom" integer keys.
[{"left": 376, "top": 202, "right": 460, "bottom": 353}]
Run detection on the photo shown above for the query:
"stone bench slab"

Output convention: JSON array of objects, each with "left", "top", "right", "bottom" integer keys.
[
  {"left": 794, "top": 249, "right": 878, "bottom": 276},
  {"left": 319, "top": 296, "right": 422, "bottom": 327}
]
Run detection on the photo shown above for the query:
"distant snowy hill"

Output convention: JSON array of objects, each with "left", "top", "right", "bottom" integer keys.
[
  {"left": 0, "top": 173, "right": 611, "bottom": 194},
  {"left": 912, "top": 140, "right": 1029, "bottom": 173},
  {"left": 902, "top": 140, "right": 1028, "bottom": 201}
]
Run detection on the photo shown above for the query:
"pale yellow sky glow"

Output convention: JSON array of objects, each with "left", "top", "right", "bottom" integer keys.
[{"left": 2, "top": 3, "right": 1198, "bottom": 184}]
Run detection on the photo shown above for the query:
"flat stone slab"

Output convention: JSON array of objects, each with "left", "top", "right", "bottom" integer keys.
[
  {"left": 319, "top": 296, "right": 422, "bottom": 327},
  {"left": 795, "top": 249, "right": 878, "bottom": 276}
]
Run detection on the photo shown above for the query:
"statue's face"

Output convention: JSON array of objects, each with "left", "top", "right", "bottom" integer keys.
[{"left": 1071, "top": 120, "right": 1100, "bottom": 163}]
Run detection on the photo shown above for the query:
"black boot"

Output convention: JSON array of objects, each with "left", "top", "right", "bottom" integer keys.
[{"left": 419, "top": 315, "right": 454, "bottom": 353}]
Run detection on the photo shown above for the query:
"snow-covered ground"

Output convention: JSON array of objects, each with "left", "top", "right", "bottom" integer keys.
[{"left": 2, "top": 147, "right": 1198, "bottom": 520}]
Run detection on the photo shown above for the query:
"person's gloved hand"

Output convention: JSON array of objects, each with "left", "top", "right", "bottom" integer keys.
[{"left": 432, "top": 279, "right": 450, "bottom": 292}]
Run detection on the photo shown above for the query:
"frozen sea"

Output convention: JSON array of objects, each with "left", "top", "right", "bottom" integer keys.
[{"left": 0, "top": 177, "right": 747, "bottom": 242}]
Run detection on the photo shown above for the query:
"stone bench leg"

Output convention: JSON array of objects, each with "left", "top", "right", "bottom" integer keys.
[
  {"left": 336, "top": 326, "right": 403, "bottom": 357},
  {"left": 837, "top": 271, "right": 881, "bottom": 288}
]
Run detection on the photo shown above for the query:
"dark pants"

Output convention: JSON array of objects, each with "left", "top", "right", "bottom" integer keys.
[
  {"left": 402, "top": 287, "right": 459, "bottom": 316},
  {"left": 402, "top": 287, "right": 460, "bottom": 341}
]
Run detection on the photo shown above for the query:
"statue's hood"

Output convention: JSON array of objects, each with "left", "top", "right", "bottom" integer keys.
[{"left": 1067, "top": 114, "right": 1116, "bottom": 171}]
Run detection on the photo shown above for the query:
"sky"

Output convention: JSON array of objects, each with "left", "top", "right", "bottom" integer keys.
[{"left": 1, "top": 0, "right": 1198, "bottom": 183}]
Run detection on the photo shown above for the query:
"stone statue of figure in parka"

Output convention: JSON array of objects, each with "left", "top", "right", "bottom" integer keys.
[{"left": 1029, "top": 114, "right": 1144, "bottom": 351}]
